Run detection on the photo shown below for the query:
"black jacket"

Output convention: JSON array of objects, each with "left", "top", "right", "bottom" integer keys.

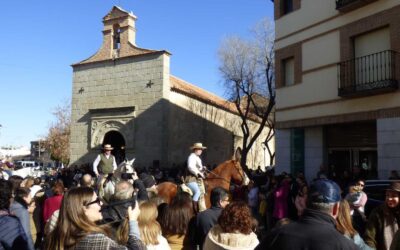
[
  {"left": 195, "top": 206, "right": 223, "bottom": 249},
  {"left": 255, "top": 209, "right": 358, "bottom": 250},
  {"left": 101, "top": 199, "right": 132, "bottom": 232}
]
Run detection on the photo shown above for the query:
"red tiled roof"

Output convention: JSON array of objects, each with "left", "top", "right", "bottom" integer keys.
[{"left": 170, "top": 75, "right": 239, "bottom": 115}]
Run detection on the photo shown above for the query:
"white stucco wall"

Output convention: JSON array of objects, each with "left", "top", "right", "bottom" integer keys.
[{"left": 275, "top": 0, "right": 400, "bottom": 49}]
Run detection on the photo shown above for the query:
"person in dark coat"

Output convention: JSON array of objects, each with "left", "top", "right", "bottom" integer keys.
[
  {"left": 9, "top": 187, "right": 35, "bottom": 250},
  {"left": 101, "top": 180, "right": 135, "bottom": 233},
  {"left": 255, "top": 179, "right": 358, "bottom": 250},
  {"left": 195, "top": 187, "right": 230, "bottom": 250},
  {"left": 0, "top": 179, "right": 30, "bottom": 250}
]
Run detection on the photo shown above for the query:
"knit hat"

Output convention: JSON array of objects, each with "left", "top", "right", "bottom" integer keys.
[{"left": 309, "top": 179, "right": 341, "bottom": 204}]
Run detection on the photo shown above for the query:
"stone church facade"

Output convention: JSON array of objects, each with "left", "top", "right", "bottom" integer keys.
[{"left": 70, "top": 6, "right": 274, "bottom": 170}]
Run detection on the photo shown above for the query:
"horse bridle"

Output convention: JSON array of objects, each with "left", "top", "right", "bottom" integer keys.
[
  {"left": 233, "top": 161, "right": 248, "bottom": 186},
  {"left": 204, "top": 161, "right": 247, "bottom": 187}
]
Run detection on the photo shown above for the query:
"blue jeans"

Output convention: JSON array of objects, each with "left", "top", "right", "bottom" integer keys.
[{"left": 187, "top": 181, "right": 201, "bottom": 201}]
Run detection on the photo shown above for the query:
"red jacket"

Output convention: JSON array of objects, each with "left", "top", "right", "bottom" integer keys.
[{"left": 43, "top": 195, "right": 63, "bottom": 223}]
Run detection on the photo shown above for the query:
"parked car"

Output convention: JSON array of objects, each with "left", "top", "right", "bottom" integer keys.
[{"left": 364, "top": 180, "right": 395, "bottom": 216}]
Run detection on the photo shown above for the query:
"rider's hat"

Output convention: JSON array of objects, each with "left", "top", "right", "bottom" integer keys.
[
  {"left": 190, "top": 142, "right": 207, "bottom": 150},
  {"left": 103, "top": 144, "right": 114, "bottom": 151},
  {"left": 387, "top": 181, "right": 400, "bottom": 193}
]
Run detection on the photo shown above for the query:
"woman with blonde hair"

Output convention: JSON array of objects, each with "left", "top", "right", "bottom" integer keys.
[
  {"left": 118, "top": 201, "right": 170, "bottom": 250},
  {"left": 336, "top": 200, "right": 373, "bottom": 250},
  {"left": 45, "top": 186, "right": 144, "bottom": 250}
]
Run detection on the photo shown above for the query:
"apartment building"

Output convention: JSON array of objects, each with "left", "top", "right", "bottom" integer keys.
[{"left": 274, "top": 0, "right": 400, "bottom": 181}]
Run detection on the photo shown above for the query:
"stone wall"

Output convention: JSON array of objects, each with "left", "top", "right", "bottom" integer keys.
[
  {"left": 70, "top": 53, "right": 170, "bottom": 168},
  {"left": 168, "top": 91, "right": 273, "bottom": 169}
]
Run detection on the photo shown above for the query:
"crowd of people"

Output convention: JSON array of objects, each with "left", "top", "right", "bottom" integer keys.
[{"left": 1, "top": 143, "right": 400, "bottom": 249}]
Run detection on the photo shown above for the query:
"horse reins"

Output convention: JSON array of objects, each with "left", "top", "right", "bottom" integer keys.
[{"left": 203, "top": 166, "right": 242, "bottom": 188}]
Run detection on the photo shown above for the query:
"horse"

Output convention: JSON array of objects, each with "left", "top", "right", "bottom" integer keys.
[
  {"left": 10, "top": 166, "right": 46, "bottom": 179},
  {"left": 156, "top": 148, "right": 250, "bottom": 208},
  {"left": 99, "top": 158, "right": 136, "bottom": 202}
]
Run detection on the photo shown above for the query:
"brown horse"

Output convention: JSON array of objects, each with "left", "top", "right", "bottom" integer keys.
[{"left": 156, "top": 148, "right": 250, "bottom": 208}]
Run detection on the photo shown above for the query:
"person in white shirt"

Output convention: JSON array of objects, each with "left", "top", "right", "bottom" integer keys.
[
  {"left": 93, "top": 144, "right": 118, "bottom": 177},
  {"left": 185, "top": 143, "right": 207, "bottom": 210}
]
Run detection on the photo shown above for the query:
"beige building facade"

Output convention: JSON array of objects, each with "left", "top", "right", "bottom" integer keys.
[
  {"left": 274, "top": 0, "right": 400, "bottom": 181},
  {"left": 70, "top": 6, "right": 273, "bottom": 170}
]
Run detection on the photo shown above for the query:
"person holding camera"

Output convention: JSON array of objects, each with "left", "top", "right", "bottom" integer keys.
[
  {"left": 102, "top": 181, "right": 136, "bottom": 231},
  {"left": 45, "top": 186, "right": 144, "bottom": 250}
]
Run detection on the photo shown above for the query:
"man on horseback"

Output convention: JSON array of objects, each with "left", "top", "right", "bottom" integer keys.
[
  {"left": 185, "top": 142, "right": 207, "bottom": 211},
  {"left": 93, "top": 144, "right": 117, "bottom": 177}
]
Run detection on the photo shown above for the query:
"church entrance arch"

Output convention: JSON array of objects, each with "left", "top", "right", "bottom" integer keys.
[{"left": 103, "top": 131, "right": 126, "bottom": 165}]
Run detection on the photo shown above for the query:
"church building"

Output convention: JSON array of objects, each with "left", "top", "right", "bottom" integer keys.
[{"left": 70, "top": 6, "right": 273, "bottom": 170}]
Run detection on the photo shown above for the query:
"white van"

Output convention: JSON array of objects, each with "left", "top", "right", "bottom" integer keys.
[{"left": 16, "top": 161, "right": 37, "bottom": 168}]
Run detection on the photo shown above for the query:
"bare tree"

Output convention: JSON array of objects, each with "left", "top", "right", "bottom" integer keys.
[
  {"left": 43, "top": 100, "right": 71, "bottom": 166},
  {"left": 218, "top": 18, "right": 275, "bottom": 170}
]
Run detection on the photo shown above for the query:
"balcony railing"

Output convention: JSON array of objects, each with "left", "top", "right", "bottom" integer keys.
[
  {"left": 338, "top": 50, "right": 398, "bottom": 97},
  {"left": 336, "top": 0, "right": 377, "bottom": 13}
]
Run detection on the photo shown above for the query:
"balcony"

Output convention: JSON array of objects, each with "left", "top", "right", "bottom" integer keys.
[
  {"left": 336, "top": 0, "right": 378, "bottom": 13},
  {"left": 338, "top": 50, "right": 398, "bottom": 97}
]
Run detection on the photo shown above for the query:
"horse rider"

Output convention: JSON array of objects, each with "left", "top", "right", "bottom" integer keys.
[
  {"left": 93, "top": 144, "right": 118, "bottom": 179},
  {"left": 186, "top": 142, "right": 207, "bottom": 211}
]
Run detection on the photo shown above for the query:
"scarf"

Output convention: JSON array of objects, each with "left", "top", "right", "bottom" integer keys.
[{"left": 383, "top": 206, "right": 399, "bottom": 250}]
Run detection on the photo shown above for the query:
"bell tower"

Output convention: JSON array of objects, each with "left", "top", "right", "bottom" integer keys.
[
  {"left": 102, "top": 6, "right": 138, "bottom": 57},
  {"left": 75, "top": 6, "right": 158, "bottom": 64}
]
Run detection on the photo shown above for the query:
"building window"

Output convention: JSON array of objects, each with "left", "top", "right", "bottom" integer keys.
[
  {"left": 283, "top": 57, "right": 295, "bottom": 86},
  {"left": 283, "top": 0, "right": 294, "bottom": 15},
  {"left": 338, "top": 27, "right": 397, "bottom": 97},
  {"left": 274, "top": 0, "right": 300, "bottom": 20}
]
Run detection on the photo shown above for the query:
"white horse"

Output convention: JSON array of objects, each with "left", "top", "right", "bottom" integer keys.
[
  {"left": 99, "top": 158, "right": 136, "bottom": 202},
  {"left": 11, "top": 167, "right": 46, "bottom": 179}
]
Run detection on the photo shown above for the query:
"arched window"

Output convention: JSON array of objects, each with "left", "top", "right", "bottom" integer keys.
[{"left": 113, "top": 25, "right": 121, "bottom": 50}]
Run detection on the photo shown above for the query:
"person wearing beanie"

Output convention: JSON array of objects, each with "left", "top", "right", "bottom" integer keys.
[{"left": 256, "top": 179, "right": 358, "bottom": 250}]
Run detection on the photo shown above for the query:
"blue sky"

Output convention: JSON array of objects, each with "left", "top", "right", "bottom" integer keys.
[{"left": 0, "top": 0, "right": 273, "bottom": 147}]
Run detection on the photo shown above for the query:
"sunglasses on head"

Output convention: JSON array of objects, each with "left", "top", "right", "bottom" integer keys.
[{"left": 85, "top": 198, "right": 101, "bottom": 207}]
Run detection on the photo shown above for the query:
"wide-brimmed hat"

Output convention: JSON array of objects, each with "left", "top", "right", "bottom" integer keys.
[
  {"left": 103, "top": 144, "right": 114, "bottom": 151},
  {"left": 190, "top": 142, "right": 207, "bottom": 150},
  {"left": 387, "top": 181, "right": 400, "bottom": 193}
]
